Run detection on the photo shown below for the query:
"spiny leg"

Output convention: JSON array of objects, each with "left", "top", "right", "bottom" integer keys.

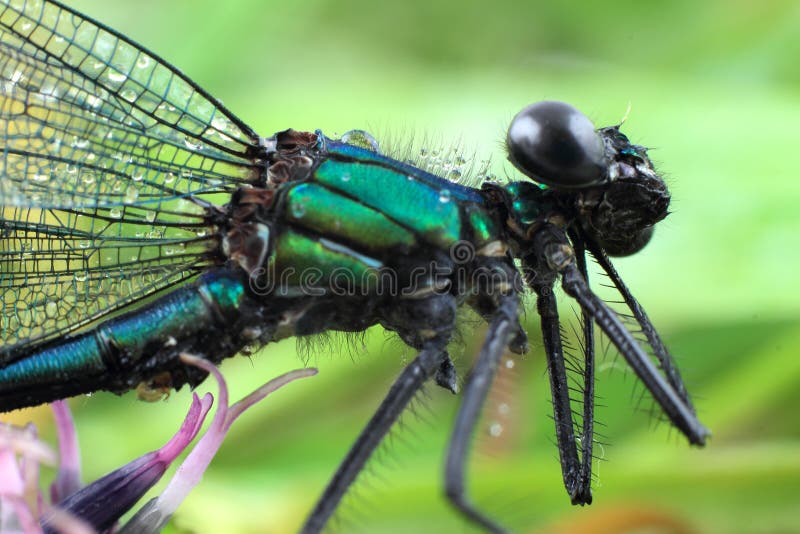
[
  {"left": 444, "top": 292, "right": 519, "bottom": 533},
  {"left": 529, "top": 277, "right": 591, "bottom": 505},
  {"left": 301, "top": 343, "right": 449, "bottom": 533},
  {"left": 546, "top": 236, "right": 709, "bottom": 445},
  {"left": 579, "top": 229, "right": 694, "bottom": 410},
  {"left": 572, "top": 236, "right": 596, "bottom": 503},
  {"left": 521, "top": 227, "right": 596, "bottom": 505},
  {"left": 301, "top": 295, "right": 456, "bottom": 533}
]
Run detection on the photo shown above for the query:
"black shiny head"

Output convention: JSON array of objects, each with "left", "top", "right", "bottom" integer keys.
[
  {"left": 506, "top": 101, "right": 607, "bottom": 189},
  {"left": 500, "top": 102, "right": 670, "bottom": 258}
]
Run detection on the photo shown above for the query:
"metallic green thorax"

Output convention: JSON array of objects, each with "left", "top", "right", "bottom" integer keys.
[{"left": 261, "top": 139, "right": 503, "bottom": 292}]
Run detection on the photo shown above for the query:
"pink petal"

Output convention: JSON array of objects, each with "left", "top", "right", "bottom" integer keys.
[
  {"left": 118, "top": 355, "right": 316, "bottom": 532},
  {"left": 50, "top": 401, "right": 81, "bottom": 504},
  {"left": 0, "top": 449, "right": 24, "bottom": 496}
]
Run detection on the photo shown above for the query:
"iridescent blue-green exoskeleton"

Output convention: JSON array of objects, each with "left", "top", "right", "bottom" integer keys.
[{"left": 0, "top": 1, "right": 709, "bottom": 532}]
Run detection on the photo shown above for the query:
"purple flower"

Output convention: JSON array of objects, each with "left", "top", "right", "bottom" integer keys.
[
  {"left": 0, "top": 357, "right": 316, "bottom": 534},
  {"left": 118, "top": 356, "right": 317, "bottom": 533}
]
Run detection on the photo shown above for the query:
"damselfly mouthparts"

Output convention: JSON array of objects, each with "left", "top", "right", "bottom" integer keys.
[{"left": 0, "top": 1, "right": 709, "bottom": 532}]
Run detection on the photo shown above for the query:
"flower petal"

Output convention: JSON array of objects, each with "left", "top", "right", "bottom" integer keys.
[
  {"left": 117, "top": 355, "right": 316, "bottom": 533},
  {"left": 50, "top": 402, "right": 81, "bottom": 505},
  {"left": 1, "top": 495, "right": 40, "bottom": 534},
  {"left": 42, "top": 394, "right": 212, "bottom": 533},
  {"left": 0, "top": 448, "right": 24, "bottom": 496}
]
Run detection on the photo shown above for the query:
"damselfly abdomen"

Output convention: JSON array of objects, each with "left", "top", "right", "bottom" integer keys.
[{"left": 0, "top": 1, "right": 709, "bottom": 531}]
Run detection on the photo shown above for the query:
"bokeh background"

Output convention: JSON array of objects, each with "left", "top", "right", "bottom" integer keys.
[{"left": 3, "top": 1, "right": 799, "bottom": 533}]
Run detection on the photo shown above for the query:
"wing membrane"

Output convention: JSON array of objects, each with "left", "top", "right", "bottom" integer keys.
[
  {"left": 0, "top": 0, "right": 263, "bottom": 355},
  {"left": 0, "top": 0, "right": 261, "bottom": 209}
]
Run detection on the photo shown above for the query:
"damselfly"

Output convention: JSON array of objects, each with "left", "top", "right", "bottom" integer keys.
[{"left": 0, "top": 1, "right": 709, "bottom": 532}]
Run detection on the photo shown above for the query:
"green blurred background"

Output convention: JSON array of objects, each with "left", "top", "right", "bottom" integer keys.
[{"left": 6, "top": 1, "right": 800, "bottom": 532}]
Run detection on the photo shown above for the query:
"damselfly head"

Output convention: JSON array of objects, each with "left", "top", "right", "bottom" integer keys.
[
  {"left": 579, "top": 126, "right": 670, "bottom": 256},
  {"left": 503, "top": 100, "right": 671, "bottom": 257}
]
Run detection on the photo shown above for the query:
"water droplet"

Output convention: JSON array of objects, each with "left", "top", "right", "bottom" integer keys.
[
  {"left": 419, "top": 148, "right": 428, "bottom": 158},
  {"left": 489, "top": 423, "right": 503, "bottom": 437},
  {"left": 340, "top": 130, "right": 379, "bottom": 152},
  {"left": 78, "top": 240, "right": 92, "bottom": 249},
  {"left": 71, "top": 136, "right": 89, "bottom": 149},
  {"left": 107, "top": 68, "right": 127, "bottom": 84},
  {"left": 32, "top": 173, "right": 49, "bottom": 182},
  {"left": 291, "top": 202, "right": 306, "bottom": 218},
  {"left": 447, "top": 169, "right": 462, "bottom": 180},
  {"left": 109, "top": 208, "right": 123, "bottom": 219},
  {"left": 144, "top": 210, "right": 156, "bottom": 223},
  {"left": 505, "top": 359, "right": 514, "bottom": 369},
  {"left": 136, "top": 55, "right": 151, "bottom": 69},
  {"left": 211, "top": 115, "right": 229, "bottom": 131},
  {"left": 183, "top": 137, "right": 202, "bottom": 151},
  {"left": 45, "top": 301, "right": 58, "bottom": 318},
  {"left": 131, "top": 171, "right": 144, "bottom": 182},
  {"left": 164, "top": 172, "right": 175, "bottom": 184},
  {"left": 81, "top": 171, "right": 96, "bottom": 185},
  {"left": 147, "top": 229, "right": 162, "bottom": 239},
  {"left": 121, "top": 89, "right": 137, "bottom": 102},
  {"left": 340, "top": 172, "right": 351, "bottom": 182},
  {"left": 124, "top": 186, "right": 139, "bottom": 203},
  {"left": 438, "top": 190, "right": 451, "bottom": 203},
  {"left": 454, "top": 155, "right": 467, "bottom": 166},
  {"left": 74, "top": 271, "right": 88, "bottom": 282}
]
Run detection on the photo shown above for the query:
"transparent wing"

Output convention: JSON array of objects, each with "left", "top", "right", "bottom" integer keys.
[{"left": 0, "top": 0, "right": 263, "bottom": 355}]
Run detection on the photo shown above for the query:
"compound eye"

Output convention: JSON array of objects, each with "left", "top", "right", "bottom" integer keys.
[
  {"left": 507, "top": 101, "right": 607, "bottom": 189},
  {"left": 598, "top": 226, "right": 654, "bottom": 257}
]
